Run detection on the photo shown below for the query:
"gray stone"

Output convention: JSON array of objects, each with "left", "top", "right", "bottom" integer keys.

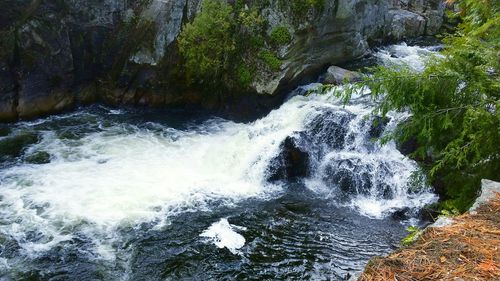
[
  {"left": 431, "top": 216, "right": 454, "bottom": 228},
  {"left": 324, "top": 66, "right": 362, "bottom": 85},
  {"left": 386, "top": 9, "right": 426, "bottom": 41},
  {"left": 470, "top": 179, "right": 500, "bottom": 214}
]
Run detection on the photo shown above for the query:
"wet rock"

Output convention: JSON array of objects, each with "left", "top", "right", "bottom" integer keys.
[
  {"left": 368, "top": 116, "right": 390, "bottom": 139},
  {"left": 323, "top": 66, "right": 362, "bottom": 85},
  {"left": 24, "top": 151, "right": 51, "bottom": 164},
  {"left": 267, "top": 136, "right": 310, "bottom": 182},
  {"left": 397, "top": 136, "right": 419, "bottom": 156},
  {"left": 305, "top": 109, "right": 354, "bottom": 151},
  {"left": 0, "top": 92, "right": 16, "bottom": 121},
  {"left": 14, "top": 14, "right": 76, "bottom": 119},
  {"left": 417, "top": 203, "right": 441, "bottom": 222},
  {"left": 322, "top": 159, "right": 372, "bottom": 198},
  {"left": 322, "top": 159, "right": 394, "bottom": 200},
  {"left": 391, "top": 207, "right": 411, "bottom": 221},
  {"left": 0, "top": 131, "right": 39, "bottom": 159},
  {"left": 0, "top": 50, "right": 17, "bottom": 121}
]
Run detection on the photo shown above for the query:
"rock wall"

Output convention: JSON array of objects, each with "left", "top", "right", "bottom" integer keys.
[{"left": 0, "top": 0, "right": 444, "bottom": 121}]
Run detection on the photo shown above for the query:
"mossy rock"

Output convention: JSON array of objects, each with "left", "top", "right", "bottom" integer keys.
[
  {"left": 24, "top": 151, "right": 51, "bottom": 164},
  {"left": 0, "top": 131, "right": 39, "bottom": 159}
]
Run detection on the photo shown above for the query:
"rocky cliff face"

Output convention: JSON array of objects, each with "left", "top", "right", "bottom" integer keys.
[{"left": 0, "top": 0, "right": 444, "bottom": 121}]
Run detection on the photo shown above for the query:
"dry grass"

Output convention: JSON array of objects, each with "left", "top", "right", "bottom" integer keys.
[{"left": 359, "top": 193, "right": 500, "bottom": 281}]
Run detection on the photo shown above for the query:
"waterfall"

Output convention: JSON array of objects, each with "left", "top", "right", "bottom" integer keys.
[{"left": 0, "top": 43, "right": 439, "bottom": 277}]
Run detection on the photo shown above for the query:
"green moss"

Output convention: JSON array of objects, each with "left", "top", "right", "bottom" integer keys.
[
  {"left": 237, "top": 64, "right": 253, "bottom": 87},
  {"left": 259, "top": 50, "right": 282, "bottom": 71},
  {"left": 270, "top": 26, "right": 292, "bottom": 45}
]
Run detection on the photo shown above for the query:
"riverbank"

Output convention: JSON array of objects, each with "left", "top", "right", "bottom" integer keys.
[{"left": 359, "top": 180, "right": 500, "bottom": 281}]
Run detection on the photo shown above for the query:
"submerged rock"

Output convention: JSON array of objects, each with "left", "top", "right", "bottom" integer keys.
[
  {"left": 267, "top": 136, "right": 310, "bottom": 182},
  {"left": 0, "top": 125, "right": 11, "bottom": 137},
  {"left": 24, "top": 151, "right": 51, "bottom": 164},
  {"left": 0, "top": 131, "right": 39, "bottom": 159}
]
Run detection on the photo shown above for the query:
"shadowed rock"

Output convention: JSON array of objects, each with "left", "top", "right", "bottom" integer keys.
[{"left": 267, "top": 136, "right": 310, "bottom": 182}]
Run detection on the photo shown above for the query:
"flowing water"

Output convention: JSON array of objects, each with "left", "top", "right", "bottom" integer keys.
[{"left": 0, "top": 43, "right": 439, "bottom": 280}]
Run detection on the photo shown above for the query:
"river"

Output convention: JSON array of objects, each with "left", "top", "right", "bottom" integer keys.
[{"left": 0, "top": 43, "right": 439, "bottom": 280}]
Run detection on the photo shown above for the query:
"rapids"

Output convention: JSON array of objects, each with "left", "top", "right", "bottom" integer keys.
[{"left": 0, "top": 43, "right": 439, "bottom": 280}]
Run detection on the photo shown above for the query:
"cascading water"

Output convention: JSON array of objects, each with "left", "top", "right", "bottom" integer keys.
[{"left": 0, "top": 43, "right": 439, "bottom": 280}]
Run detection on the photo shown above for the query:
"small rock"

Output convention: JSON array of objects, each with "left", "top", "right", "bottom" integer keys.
[{"left": 323, "top": 66, "right": 362, "bottom": 85}]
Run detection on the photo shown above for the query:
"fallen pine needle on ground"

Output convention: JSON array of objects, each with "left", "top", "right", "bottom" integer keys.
[{"left": 359, "top": 193, "right": 500, "bottom": 281}]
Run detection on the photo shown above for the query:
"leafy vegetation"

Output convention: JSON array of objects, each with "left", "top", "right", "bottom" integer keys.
[
  {"left": 270, "top": 26, "right": 292, "bottom": 45},
  {"left": 259, "top": 50, "right": 282, "bottom": 71},
  {"left": 177, "top": 0, "right": 236, "bottom": 85},
  {"left": 339, "top": 0, "right": 499, "bottom": 212},
  {"left": 401, "top": 226, "right": 422, "bottom": 246},
  {"left": 177, "top": 0, "right": 295, "bottom": 90}
]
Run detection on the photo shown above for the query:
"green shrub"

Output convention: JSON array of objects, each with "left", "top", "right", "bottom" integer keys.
[
  {"left": 178, "top": 0, "right": 288, "bottom": 90},
  {"left": 270, "top": 26, "right": 292, "bottom": 45},
  {"left": 259, "top": 51, "right": 282, "bottom": 71},
  {"left": 177, "top": 0, "right": 236, "bottom": 84},
  {"left": 237, "top": 64, "right": 253, "bottom": 86}
]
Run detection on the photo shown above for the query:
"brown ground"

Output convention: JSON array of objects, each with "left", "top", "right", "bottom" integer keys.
[{"left": 359, "top": 193, "right": 500, "bottom": 281}]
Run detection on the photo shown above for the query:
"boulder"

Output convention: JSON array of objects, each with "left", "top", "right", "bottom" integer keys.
[
  {"left": 386, "top": 9, "right": 426, "bottom": 41},
  {"left": 470, "top": 179, "right": 500, "bottom": 214},
  {"left": 323, "top": 66, "right": 362, "bottom": 85},
  {"left": 267, "top": 136, "right": 310, "bottom": 182}
]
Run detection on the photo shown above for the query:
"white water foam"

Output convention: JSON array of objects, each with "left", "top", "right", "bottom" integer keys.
[
  {"left": 375, "top": 42, "right": 443, "bottom": 71},
  {"left": 0, "top": 95, "right": 324, "bottom": 258},
  {"left": 200, "top": 219, "right": 247, "bottom": 255}
]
